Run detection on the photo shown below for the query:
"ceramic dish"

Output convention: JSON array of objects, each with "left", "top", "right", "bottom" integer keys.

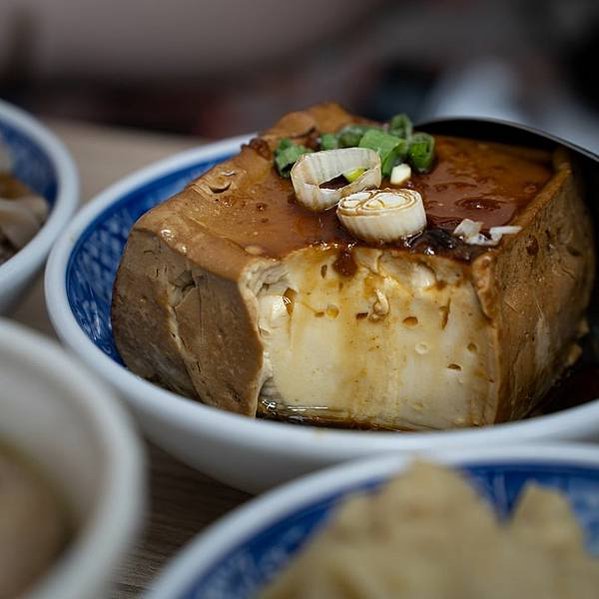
[
  {"left": 0, "top": 318, "right": 144, "bottom": 599},
  {"left": 0, "top": 99, "right": 78, "bottom": 313},
  {"left": 45, "top": 122, "right": 599, "bottom": 493},
  {"left": 147, "top": 444, "right": 599, "bottom": 598}
]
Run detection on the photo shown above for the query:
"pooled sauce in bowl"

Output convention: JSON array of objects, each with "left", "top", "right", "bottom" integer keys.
[{"left": 0, "top": 443, "right": 70, "bottom": 597}]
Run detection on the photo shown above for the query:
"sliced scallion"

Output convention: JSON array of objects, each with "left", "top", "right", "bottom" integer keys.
[
  {"left": 359, "top": 129, "right": 408, "bottom": 177},
  {"left": 275, "top": 138, "right": 313, "bottom": 178},
  {"left": 338, "top": 124, "right": 376, "bottom": 148},
  {"left": 382, "top": 142, "right": 409, "bottom": 177},
  {"left": 408, "top": 133, "right": 435, "bottom": 173},
  {"left": 388, "top": 113, "right": 413, "bottom": 139},
  {"left": 343, "top": 168, "right": 366, "bottom": 183},
  {"left": 320, "top": 133, "right": 339, "bottom": 151},
  {"left": 278, "top": 138, "right": 294, "bottom": 150},
  {"left": 290, "top": 148, "right": 382, "bottom": 211}
]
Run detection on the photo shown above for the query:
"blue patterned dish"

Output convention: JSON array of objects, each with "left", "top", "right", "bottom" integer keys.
[
  {"left": 45, "top": 127, "right": 599, "bottom": 495},
  {"left": 66, "top": 155, "right": 230, "bottom": 360},
  {"left": 0, "top": 117, "right": 57, "bottom": 204},
  {"left": 147, "top": 445, "right": 599, "bottom": 598},
  {"left": 0, "top": 99, "right": 78, "bottom": 312}
]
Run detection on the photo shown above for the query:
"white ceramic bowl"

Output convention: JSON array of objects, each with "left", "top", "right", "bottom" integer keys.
[
  {"left": 0, "top": 99, "right": 78, "bottom": 313},
  {"left": 0, "top": 319, "right": 144, "bottom": 599},
  {"left": 148, "top": 444, "right": 599, "bottom": 598},
  {"left": 45, "top": 136, "right": 599, "bottom": 494}
]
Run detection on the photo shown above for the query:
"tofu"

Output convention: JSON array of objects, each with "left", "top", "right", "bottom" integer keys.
[{"left": 112, "top": 104, "right": 594, "bottom": 430}]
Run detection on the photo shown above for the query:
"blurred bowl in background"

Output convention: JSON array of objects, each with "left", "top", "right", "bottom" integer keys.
[
  {"left": 0, "top": 0, "right": 385, "bottom": 81},
  {"left": 148, "top": 444, "right": 599, "bottom": 598},
  {"left": 0, "top": 98, "right": 78, "bottom": 313},
  {"left": 0, "top": 318, "right": 144, "bottom": 599}
]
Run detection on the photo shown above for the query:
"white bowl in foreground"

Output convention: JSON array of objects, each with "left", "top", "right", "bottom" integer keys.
[
  {"left": 0, "top": 319, "right": 145, "bottom": 599},
  {"left": 148, "top": 444, "right": 599, "bottom": 598},
  {"left": 45, "top": 136, "right": 599, "bottom": 494},
  {"left": 0, "top": 99, "right": 78, "bottom": 313}
]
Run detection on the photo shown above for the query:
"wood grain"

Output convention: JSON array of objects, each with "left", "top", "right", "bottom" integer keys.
[{"left": 112, "top": 444, "right": 249, "bottom": 597}]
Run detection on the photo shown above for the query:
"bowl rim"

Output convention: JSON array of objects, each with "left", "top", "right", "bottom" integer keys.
[
  {"left": 147, "top": 442, "right": 599, "bottom": 598},
  {"left": 0, "top": 99, "right": 79, "bottom": 286},
  {"left": 0, "top": 319, "right": 145, "bottom": 599},
  {"left": 45, "top": 133, "right": 599, "bottom": 459}
]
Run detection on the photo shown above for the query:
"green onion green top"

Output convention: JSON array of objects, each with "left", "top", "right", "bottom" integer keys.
[
  {"left": 273, "top": 112, "right": 435, "bottom": 179},
  {"left": 274, "top": 138, "right": 313, "bottom": 178},
  {"left": 319, "top": 133, "right": 339, "bottom": 151},
  {"left": 337, "top": 124, "right": 378, "bottom": 148},
  {"left": 388, "top": 113, "right": 413, "bottom": 139},
  {"left": 408, "top": 133, "right": 435, "bottom": 173},
  {"left": 358, "top": 129, "right": 408, "bottom": 177},
  {"left": 343, "top": 168, "right": 366, "bottom": 183}
]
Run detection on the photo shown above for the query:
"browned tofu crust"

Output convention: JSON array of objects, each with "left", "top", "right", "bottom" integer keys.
[{"left": 112, "top": 104, "right": 594, "bottom": 427}]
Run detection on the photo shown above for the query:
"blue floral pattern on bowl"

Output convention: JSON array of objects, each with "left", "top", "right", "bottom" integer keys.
[
  {"left": 180, "top": 463, "right": 599, "bottom": 598},
  {"left": 0, "top": 121, "right": 57, "bottom": 205},
  {"left": 66, "top": 156, "right": 231, "bottom": 361}
]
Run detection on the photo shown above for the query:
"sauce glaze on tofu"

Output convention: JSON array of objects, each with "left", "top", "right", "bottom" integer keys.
[{"left": 112, "top": 104, "right": 594, "bottom": 431}]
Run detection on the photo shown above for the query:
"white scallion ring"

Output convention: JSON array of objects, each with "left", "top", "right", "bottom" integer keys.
[
  {"left": 290, "top": 148, "right": 381, "bottom": 212},
  {"left": 453, "top": 219, "right": 522, "bottom": 246},
  {"left": 337, "top": 188, "right": 427, "bottom": 243}
]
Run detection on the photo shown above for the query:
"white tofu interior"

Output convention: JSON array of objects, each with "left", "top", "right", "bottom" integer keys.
[{"left": 256, "top": 247, "right": 498, "bottom": 430}]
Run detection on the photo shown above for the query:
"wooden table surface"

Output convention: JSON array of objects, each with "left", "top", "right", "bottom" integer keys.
[{"left": 12, "top": 119, "right": 251, "bottom": 597}]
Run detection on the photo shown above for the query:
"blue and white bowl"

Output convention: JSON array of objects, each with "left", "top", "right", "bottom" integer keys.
[
  {"left": 45, "top": 131, "right": 599, "bottom": 494},
  {"left": 147, "top": 444, "right": 599, "bottom": 598},
  {"left": 0, "top": 99, "right": 78, "bottom": 313}
]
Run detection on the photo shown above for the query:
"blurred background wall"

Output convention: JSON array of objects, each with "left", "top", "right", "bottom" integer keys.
[{"left": 0, "top": 0, "right": 597, "bottom": 150}]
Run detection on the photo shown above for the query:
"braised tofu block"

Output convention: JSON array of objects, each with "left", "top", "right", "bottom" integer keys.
[{"left": 112, "top": 104, "right": 594, "bottom": 430}]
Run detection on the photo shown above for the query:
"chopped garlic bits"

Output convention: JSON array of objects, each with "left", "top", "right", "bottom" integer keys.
[
  {"left": 337, "top": 188, "right": 426, "bottom": 243},
  {"left": 290, "top": 148, "right": 381, "bottom": 212},
  {"left": 453, "top": 219, "right": 522, "bottom": 247},
  {"left": 390, "top": 163, "right": 411, "bottom": 186}
]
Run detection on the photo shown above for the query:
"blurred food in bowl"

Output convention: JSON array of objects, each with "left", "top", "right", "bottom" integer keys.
[
  {"left": 0, "top": 141, "right": 48, "bottom": 266},
  {"left": 146, "top": 446, "right": 599, "bottom": 596},
  {"left": 263, "top": 461, "right": 599, "bottom": 598},
  {"left": 0, "top": 99, "right": 77, "bottom": 314}
]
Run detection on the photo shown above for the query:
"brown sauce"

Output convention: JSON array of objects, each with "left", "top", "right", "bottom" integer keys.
[
  {"left": 0, "top": 172, "right": 30, "bottom": 198},
  {"left": 191, "top": 136, "right": 553, "bottom": 261},
  {"left": 332, "top": 248, "right": 358, "bottom": 277},
  {"left": 409, "top": 137, "right": 552, "bottom": 232}
]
